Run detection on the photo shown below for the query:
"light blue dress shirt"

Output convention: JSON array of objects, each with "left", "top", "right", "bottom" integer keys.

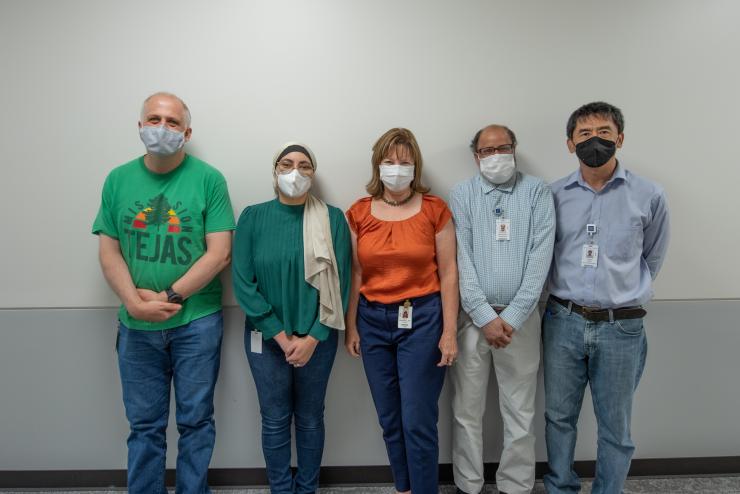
[
  {"left": 547, "top": 164, "right": 670, "bottom": 308},
  {"left": 450, "top": 172, "right": 555, "bottom": 330}
]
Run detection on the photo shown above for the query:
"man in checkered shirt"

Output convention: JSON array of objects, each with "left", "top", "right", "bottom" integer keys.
[{"left": 449, "top": 124, "right": 556, "bottom": 494}]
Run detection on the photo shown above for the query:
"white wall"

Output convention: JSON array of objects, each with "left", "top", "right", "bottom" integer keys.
[
  {"left": 1, "top": 0, "right": 739, "bottom": 474},
  {"left": 1, "top": 0, "right": 739, "bottom": 308}
]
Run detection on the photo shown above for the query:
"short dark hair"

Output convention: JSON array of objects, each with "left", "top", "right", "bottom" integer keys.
[
  {"left": 566, "top": 101, "right": 624, "bottom": 139},
  {"left": 470, "top": 125, "right": 518, "bottom": 153}
]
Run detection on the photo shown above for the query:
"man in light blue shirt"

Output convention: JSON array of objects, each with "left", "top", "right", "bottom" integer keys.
[
  {"left": 449, "top": 124, "right": 555, "bottom": 494},
  {"left": 543, "top": 102, "right": 670, "bottom": 494}
]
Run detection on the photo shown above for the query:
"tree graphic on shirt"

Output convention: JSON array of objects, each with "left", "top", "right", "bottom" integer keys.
[{"left": 146, "top": 194, "right": 173, "bottom": 229}]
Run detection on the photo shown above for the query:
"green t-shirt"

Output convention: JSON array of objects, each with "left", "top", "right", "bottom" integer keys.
[{"left": 92, "top": 154, "right": 236, "bottom": 330}]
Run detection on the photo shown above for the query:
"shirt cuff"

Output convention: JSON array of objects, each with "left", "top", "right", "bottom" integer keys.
[
  {"left": 308, "top": 320, "right": 331, "bottom": 342},
  {"left": 252, "top": 314, "right": 283, "bottom": 340},
  {"left": 499, "top": 306, "right": 528, "bottom": 331},
  {"left": 469, "top": 303, "right": 498, "bottom": 329}
]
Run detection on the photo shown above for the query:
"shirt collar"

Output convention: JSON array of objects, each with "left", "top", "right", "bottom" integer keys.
[
  {"left": 566, "top": 161, "right": 627, "bottom": 191},
  {"left": 477, "top": 172, "right": 518, "bottom": 194}
]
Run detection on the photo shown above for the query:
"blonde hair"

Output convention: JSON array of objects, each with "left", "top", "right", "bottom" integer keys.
[{"left": 366, "top": 128, "right": 430, "bottom": 197}]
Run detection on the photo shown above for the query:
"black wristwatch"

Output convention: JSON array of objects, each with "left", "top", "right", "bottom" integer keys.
[{"left": 166, "top": 287, "right": 184, "bottom": 304}]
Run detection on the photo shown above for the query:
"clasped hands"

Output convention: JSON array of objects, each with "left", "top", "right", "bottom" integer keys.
[
  {"left": 129, "top": 288, "right": 181, "bottom": 322},
  {"left": 482, "top": 317, "right": 514, "bottom": 349},
  {"left": 275, "top": 332, "right": 318, "bottom": 367}
]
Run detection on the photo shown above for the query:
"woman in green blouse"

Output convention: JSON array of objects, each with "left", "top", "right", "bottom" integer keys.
[{"left": 232, "top": 143, "right": 350, "bottom": 493}]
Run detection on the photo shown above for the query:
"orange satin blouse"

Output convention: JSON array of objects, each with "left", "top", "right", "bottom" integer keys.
[{"left": 346, "top": 194, "right": 452, "bottom": 304}]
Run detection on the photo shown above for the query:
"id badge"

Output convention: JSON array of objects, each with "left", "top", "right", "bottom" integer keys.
[
  {"left": 495, "top": 218, "right": 511, "bottom": 241},
  {"left": 581, "top": 244, "right": 598, "bottom": 268},
  {"left": 398, "top": 303, "right": 413, "bottom": 329},
  {"left": 250, "top": 330, "right": 263, "bottom": 354}
]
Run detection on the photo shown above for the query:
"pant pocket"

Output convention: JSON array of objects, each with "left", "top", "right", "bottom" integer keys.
[{"left": 615, "top": 317, "right": 644, "bottom": 336}]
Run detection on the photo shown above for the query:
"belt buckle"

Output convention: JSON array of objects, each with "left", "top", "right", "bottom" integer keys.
[{"left": 581, "top": 306, "right": 605, "bottom": 321}]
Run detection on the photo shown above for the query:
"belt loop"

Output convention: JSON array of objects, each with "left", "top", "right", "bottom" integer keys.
[
  {"left": 567, "top": 301, "right": 573, "bottom": 314},
  {"left": 608, "top": 309, "right": 614, "bottom": 324}
]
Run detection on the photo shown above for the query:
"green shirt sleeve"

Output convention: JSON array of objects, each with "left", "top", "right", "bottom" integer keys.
[
  {"left": 307, "top": 207, "right": 352, "bottom": 340},
  {"left": 307, "top": 318, "right": 331, "bottom": 341},
  {"left": 205, "top": 172, "right": 236, "bottom": 233},
  {"left": 91, "top": 174, "right": 118, "bottom": 238},
  {"left": 232, "top": 207, "right": 283, "bottom": 339},
  {"left": 336, "top": 208, "right": 352, "bottom": 314}
]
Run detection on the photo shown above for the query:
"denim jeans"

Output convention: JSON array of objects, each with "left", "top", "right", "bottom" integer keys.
[
  {"left": 542, "top": 299, "right": 647, "bottom": 494},
  {"left": 117, "top": 310, "right": 223, "bottom": 494},
  {"left": 246, "top": 329, "right": 338, "bottom": 494},
  {"left": 357, "top": 292, "right": 446, "bottom": 493}
]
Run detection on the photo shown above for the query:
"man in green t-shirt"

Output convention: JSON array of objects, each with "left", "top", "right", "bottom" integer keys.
[{"left": 92, "top": 92, "right": 235, "bottom": 494}]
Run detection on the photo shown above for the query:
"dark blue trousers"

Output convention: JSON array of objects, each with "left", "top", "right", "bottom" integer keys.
[{"left": 357, "top": 292, "right": 446, "bottom": 493}]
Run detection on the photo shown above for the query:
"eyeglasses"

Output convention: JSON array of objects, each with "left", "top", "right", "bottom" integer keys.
[
  {"left": 276, "top": 160, "right": 314, "bottom": 175},
  {"left": 476, "top": 144, "right": 514, "bottom": 157}
]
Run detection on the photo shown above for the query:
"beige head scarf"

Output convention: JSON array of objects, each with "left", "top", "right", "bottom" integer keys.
[{"left": 274, "top": 142, "right": 345, "bottom": 330}]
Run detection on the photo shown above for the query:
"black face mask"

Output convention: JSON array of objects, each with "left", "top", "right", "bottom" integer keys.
[{"left": 575, "top": 136, "right": 617, "bottom": 168}]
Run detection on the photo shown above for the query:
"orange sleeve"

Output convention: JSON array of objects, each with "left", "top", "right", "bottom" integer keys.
[
  {"left": 346, "top": 197, "right": 370, "bottom": 235},
  {"left": 345, "top": 209, "right": 357, "bottom": 234},
  {"left": 429, "top": 195, "right": 453, "bottom": 233}
]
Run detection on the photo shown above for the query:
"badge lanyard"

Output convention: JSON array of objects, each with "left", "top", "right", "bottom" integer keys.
[
  {"left": 250, "top": 330, "right": 262, "bottom": 353},
  {"left": 398, "top": 299, "right": 413, "bottom": 329},
  {"left": 581, "top": 224, "right": 598, "bottom": 268},
  {"left": 494, "top": 206, "right": 510, "bottom": 241}
]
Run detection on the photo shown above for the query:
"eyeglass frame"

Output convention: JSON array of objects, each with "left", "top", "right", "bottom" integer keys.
[
  {"left": 275, "top": 159, "right": 315, "bottom": 175},
  {"left": 475, "top": 143, "right": 515, "bottom": 158}
]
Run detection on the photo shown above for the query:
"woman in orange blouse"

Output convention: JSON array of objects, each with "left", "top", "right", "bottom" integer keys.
[{"left": 345, "top": 127, "right": 458, "bottom": 494}]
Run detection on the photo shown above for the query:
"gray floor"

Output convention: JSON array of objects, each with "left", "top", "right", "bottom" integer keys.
[{"left": 4, "top": 477, "right": 740, "bottom": 494}]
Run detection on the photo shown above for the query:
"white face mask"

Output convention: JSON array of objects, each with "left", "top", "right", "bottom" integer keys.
[
  {"left": 277, "top": 169, "right": 312, "bottom": 198},
  {"left": 379, "top": 164, "right": 414, "bottom": 192},
  {"left": 139, "top": 125, "right": 185, "bottom": 156},
  {"left": 479, "top": 153, "right": 516, "bottom": 184}
]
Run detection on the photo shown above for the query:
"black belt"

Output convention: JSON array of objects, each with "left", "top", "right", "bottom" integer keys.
[{"left": 549, "top": 295, "right": 646, "bottom": 322}]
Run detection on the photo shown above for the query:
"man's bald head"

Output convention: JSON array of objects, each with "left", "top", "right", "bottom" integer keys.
[
  {"left": 140, "top": 92, "right": 191, "bottom": 128},
  {"left": 470, "top": 124, "right": 517, "bottom": 154}
]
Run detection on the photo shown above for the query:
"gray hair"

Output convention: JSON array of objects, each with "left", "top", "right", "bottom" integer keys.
[{"left": 140, "top": 92, "right": 191, "bottom": 127}]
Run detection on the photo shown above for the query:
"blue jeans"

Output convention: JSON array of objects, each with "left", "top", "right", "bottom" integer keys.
[
  {"left": 246, "top": 329, "right": 338, "bottom": 494},
  {"left": 542, "top": 299, "right": 647, "bottom": 494},
  {"left": 117, "top": 310, "right": 223, "bottom": 494},
  {"left": 357, "top": 293, "right": 446, "bottom": 493}
]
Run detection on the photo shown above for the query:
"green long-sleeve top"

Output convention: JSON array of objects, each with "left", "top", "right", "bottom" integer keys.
[{"left": 232, "top": 198, "right": 351, "bottom": 341}]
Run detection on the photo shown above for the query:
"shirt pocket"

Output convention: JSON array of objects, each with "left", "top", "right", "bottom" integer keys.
[{"left": 606, "top": 223, "right": 642, "bottom": 261}]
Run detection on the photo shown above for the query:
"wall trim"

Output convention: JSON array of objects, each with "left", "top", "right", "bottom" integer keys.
[{"left": 1, "top": 457, "right": 739, "bottom": 488}]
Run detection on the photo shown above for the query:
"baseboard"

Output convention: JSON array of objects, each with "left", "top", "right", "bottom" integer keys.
[{"left": 1, "top": 457, "right": 739, "bottom": 488}]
